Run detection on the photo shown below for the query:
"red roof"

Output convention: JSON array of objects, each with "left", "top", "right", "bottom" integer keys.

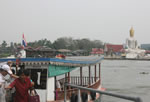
[
  {"left": 105, "top": 44, "right": 124, "bottom": 52},
  {"left": 91, "top": 48, "right": 104, "bottom": 54}
]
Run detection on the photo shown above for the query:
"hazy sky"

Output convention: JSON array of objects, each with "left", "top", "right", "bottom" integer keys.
[{"left": 0, "top": 0, "right": 150, "bottom": 45}]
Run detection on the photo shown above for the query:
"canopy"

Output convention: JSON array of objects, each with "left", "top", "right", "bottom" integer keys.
[{"left": 48, "top": 65, "right": 76, "bottom": 77}]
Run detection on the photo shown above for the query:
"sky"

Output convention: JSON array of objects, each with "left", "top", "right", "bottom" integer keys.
[{"left": 0, "top": 0, "right": 150, "bottom": 45}]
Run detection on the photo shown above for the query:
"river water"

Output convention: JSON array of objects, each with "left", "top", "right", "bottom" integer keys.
[
  {"left": 70, "top": 59, "right": 150, "bottom": 102},
  {"left": 101, "top": 60, "right": 150, "bottom": 102}
]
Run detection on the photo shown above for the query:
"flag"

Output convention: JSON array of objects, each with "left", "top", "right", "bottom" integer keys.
[{"left": 22, "top": 33, "right": 27, "bottom": 48}]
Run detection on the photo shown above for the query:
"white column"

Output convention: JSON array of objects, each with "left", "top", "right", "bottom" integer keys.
[{"left": 47, "top": 77, "right": 55, "bottom": 101}]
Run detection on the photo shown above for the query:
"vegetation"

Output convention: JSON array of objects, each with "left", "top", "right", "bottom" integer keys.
[{"left": 0, "top": 37, "right": 103, "bottom": 57}]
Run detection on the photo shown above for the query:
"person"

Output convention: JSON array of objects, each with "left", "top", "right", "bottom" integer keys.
[
  {"left": 55, "top": 80, "right": 61, "bottom": 100},
  {"left": 0, "top": 63, "right": 14, "bottom": 102},
  {"left": 6, "top": 61, "right": 18, "bottom": 79},
  {"left": 56, "top": 80, "right": 61, "bottom": 91},
  {"left": 3, "top": 61, "right": 18, "bottom": 102},
  {"left": 5, "top": 69, "right": 34, "bottom": 102},
  {"left": 6, "top": 69, "right": 16, "bottom": 102}
]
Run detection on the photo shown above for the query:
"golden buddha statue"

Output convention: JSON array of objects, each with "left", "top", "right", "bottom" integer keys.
[
  {"left": 130, "top": 27, "right": 134, "bottom": 37},
  {"left": 125, "top": 27, "right": 145, "bottom": 58},
  {"left": 126, "top": 27, "right": 138, "bottom": 49}
]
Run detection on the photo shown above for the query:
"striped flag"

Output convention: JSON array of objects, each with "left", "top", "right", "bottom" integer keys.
[{"left": 22, "top": 33, "right": 27, "bottom": 48}]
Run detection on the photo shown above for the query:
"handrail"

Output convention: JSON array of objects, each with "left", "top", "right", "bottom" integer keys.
[
  {"left": 64, "top": 83, "right": 142, "bottom": 102},
  {"left": 59, "top": 76, "right": 99, "bottom": 87}
]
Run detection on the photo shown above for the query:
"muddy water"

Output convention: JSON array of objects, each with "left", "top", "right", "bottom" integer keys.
[
  {"left": 101, "top": 60, "right": 150, "bottom": 102},
  {"left": 70, "top": 59, "right": 150, "bottom": 102}
]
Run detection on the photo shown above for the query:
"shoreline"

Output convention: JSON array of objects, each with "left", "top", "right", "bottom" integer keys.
[{"left": 104, "top": 57, "right": 150, "bottom": 61}]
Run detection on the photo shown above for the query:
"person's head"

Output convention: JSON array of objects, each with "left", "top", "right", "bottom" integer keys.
[
  {"left": 24, "top": 69, "right": 30, "bottom": 78},
  {"left": 17, "top": 69, "right": 26, "bottom": 80},
  {"left": 0, "top": 64, "right": 12, "bottom": 76},
  {"left": 7, "top": 61, "right": 12, "bottom": 67}
]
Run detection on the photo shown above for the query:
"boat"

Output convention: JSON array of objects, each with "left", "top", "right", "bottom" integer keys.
[
  {"left": 55, "top": 54, "right": 66, "bottom": 59},
  {"left": 0, "top": 56, "right": 104, "bottom": 102}
]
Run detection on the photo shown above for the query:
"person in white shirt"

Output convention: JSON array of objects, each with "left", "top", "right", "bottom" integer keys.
[{"left": 0, "top": 64, "right": 13, "bottom": 102}]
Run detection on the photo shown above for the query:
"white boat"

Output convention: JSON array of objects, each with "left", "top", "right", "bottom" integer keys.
[{"left": 0, "top": 56, "right": 104, "bottom": 102}]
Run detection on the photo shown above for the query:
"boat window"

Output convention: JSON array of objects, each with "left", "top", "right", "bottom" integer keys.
[{"left": 27, "top": 69, "right": 47, "bottom": 89}]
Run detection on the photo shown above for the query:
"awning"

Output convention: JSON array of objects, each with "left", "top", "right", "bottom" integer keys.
[{"left": 48, "top": 65, "right": 76, "bottom": 77}]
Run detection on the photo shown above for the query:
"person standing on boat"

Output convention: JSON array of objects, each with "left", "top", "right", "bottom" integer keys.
[
  {"left": 5, "top": 61, "right": 18, "bottom": 102},
  {"left": 55, "top": 80, "right": 61, "bottom": 100},
  {"left": 56, "top": 80, "right": 61, "bottom": 91},
  {"left": 8, "top": 69, "right": 16, "bottom": 102},
  {"left": 5, "top": 69, "right": 34, "bottom": 102},
  {"left": 6, "top": 61, "right": 18, "bottom": 79},
  {"left": 0, "top": 63, "right": 14, "bottom": 102}
]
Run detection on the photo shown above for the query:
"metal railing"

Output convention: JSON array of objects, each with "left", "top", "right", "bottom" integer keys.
[
  {"left": 59, "top": 76, "right": 99, "bottom": 87},
  {"left": 64, "top": 83, "right": 142, "bottom": 102}
]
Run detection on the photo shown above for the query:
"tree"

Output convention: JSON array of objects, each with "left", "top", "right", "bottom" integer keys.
[
  {"left": 52, "top": 37, "right": 69, "bottom": 49},
  {"left": 1, "top": 40, "right": 7, "bottom": 48},
  {"left": 10, "top": 42, "right": 14, "bottom": 49},
  {"left": 92, "top": 40, "right": 103, "bottom": 48},
  {"left": 27, "top": 39, "right": 52, "bottom": 48}
]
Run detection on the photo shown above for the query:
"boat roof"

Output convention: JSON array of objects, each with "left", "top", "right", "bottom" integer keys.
[{"left": 0, "top": 56, "right": 103, "bottom": 67}]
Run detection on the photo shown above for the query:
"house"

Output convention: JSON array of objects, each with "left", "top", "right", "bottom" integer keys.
[
  {"left": 104, "top": 44, "right": 124, "bottom": 56},
  {"left": 25, "top": 46, "right": 56, "bottom": 58},
  {"left": 91, "top": 48, "right": 104, "bottom": 55},
  {"left": 56, "top": 49, "right": 71, "bottom": 56}
]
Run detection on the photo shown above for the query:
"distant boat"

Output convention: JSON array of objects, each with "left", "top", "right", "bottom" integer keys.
[{"left": 55, "top": 54, "right": 66, "bottom": 59}]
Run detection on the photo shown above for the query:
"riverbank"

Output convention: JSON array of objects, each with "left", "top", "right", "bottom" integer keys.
[{"left": 104, "top": 56, "right": 150, "bottom": 61}]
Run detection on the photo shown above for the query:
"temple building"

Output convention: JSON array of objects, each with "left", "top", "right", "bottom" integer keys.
[{"left": 104, "top": 44, "right": 124, "bottom": 57}]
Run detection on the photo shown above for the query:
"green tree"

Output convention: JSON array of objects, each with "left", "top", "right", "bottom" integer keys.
[
  {"left": 52, "top": 37, "right": 69, "bottom": 49},
  {"left": 1, "top": 40, "right": 7, "bottom": 48}
]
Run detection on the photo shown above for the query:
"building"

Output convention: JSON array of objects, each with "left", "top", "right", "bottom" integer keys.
[
  {"left": 25, "top": 46, "right": 56, "bottom": 58},
  {"left": 104, "top": 44, "right": 124, "bottom": 57},
  {"left": 56, "top": 49, "right": 71, "bottom": 56},
  {"left": 91, "top": 48, "right": 104, "bottom": 55}
]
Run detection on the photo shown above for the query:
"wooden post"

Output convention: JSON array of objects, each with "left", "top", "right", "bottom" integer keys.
[
  {"left": 89, "top": 66, "right": 91, "bottom": 85},
  {"left": 68, "top": 72, "right": 70, "bottom": 83},
  {"left": 16, "top": 58, "right": 20, "bottom": 73},
  {"left": 95, "top": 64, "right": 97, "bottom": 82},
  {"left": 16, "top": 64, "right": 19, "bottom": 74},
  {"left": 65, "top": 73, "right": 67, "bottom": 83},
  {"left": 80, "top": 67, "right": 82, "bottom": 85},
  {"left": 54, "top": 76, "right": 56, "bottom": 100},
  {"left": 99, "top": 63, "right": 101, "bottom": 84},
  {"left": 68, "top": 72, "right": 71, "bottom": 92}
]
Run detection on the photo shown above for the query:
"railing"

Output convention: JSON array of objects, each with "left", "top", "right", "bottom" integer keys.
[
  {"left": 56, "top": 77, "right": 100, "bottom": 100},
  {"left": 64, "top": 83, "right": 142, "bottom": 102},
  {"left": 59, "top": 76, "right": 99, "bottom": 88},
  {"left": 70, "top": 76, "right": 99, "bottom": 86}
]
